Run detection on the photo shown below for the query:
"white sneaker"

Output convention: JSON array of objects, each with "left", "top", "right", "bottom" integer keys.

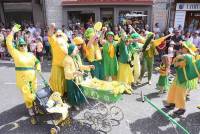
[{"left": 148, "top": 81, "right": 152, "bottom": 85}]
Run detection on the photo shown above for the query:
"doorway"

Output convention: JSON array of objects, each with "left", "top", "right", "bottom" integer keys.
[{"left": 100, "top": 8, "right": 114, "bottom": 28}]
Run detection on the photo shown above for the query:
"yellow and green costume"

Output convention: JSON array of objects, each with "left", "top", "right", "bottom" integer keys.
[
  {"left": 63, "top": 45, "right": 91, "bottom": 106},
  {"left": 167, "top": 54, "right": 198, "bottom": 109},
  {"left": 157, "top": 64, "right": 169, "bottom": 91},
  {"left": 140, "top": 32, "right": 166, "bottom": 82},
  {"left": 117, "top": 39, "right": 134, "bottom": 84},
  {"left": 48, "top": 34, "right": 68, "bottom": 96},
  {"left": 6, "top": 34, "right": 41, "bottom": 109},
  {"left": 103, "top": 32, "right": 118, "bottom": 78}
]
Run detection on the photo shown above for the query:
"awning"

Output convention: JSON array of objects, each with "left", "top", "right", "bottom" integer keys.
[
  {"left": 62, "top": 0, "right": 153, "bottom": 6},
  {"left": 125, "top": 13, "right": 148, "bottom": 18}
]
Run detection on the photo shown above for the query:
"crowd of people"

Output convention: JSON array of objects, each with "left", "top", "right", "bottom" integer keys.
[{"left": 1, "top": 20, "right": 200, "bottom": 118}]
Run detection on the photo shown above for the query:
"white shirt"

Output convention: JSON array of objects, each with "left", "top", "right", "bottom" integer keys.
[
  {"left": 191, "top": 36, "right": 200, "bottom": 48},
  {"left": 28, "top": 27, "right": 36, "bottom": 35}
]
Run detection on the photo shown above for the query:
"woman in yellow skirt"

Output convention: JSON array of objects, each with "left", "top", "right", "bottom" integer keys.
[
  {"left": 48, "top": 23, "right": 68, "bottom": 96},
  {"left": 6, "top": 25, "right": 41, "bottom": 116},
  {"left": 117, "top": 32, "right": 134, "bottom": 85}
]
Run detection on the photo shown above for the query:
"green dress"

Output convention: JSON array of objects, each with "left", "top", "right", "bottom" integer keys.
[
  {"left": 65, "top": 55, "right": 85, "bottom": 106},
  {"left": 157, "top": 64, "right": 169, "bottom": 91},
  {"left": 103, "top": 41, "right": 118, "bottom": 77}
]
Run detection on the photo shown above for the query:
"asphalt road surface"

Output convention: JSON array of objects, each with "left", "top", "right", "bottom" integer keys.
[{"left": 1, "top": 59, "right": 200, "bottom": 134}]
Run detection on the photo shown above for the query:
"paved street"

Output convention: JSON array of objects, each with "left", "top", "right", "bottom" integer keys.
[{"left": 1, "top": 59, "right": 200, "bottom": 134}]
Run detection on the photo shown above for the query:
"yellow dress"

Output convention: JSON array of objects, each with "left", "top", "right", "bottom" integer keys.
[
  {"left": 48, "top": 35, "right": 68, "bottom": 96},
  {"left": 6, "top": 34, "right": 41, "bottom": 109}
]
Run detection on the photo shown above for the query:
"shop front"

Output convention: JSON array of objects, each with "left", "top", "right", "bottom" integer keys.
[
  {"left": 174, "top": 3, "right": 200, "bottom": 32},
  {"left": 62, "top": 0, "right": 153, "bottom": 29},
  {"left": 0, "top": 0, "right": 45, "bottom": 27}
]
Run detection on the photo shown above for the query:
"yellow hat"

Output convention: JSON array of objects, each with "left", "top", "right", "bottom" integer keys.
[
  {"left": 182, "top": 41, "right": 197, "bottom": 55},
  {"left": 73, "top": 37, "right": 84, "bottom": 46}
]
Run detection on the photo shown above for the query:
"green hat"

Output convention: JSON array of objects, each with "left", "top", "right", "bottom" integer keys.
[
  {"left": 18, "top": 37, "right": 26, "bottom": 46},
  {"left": 182, "top": 41, "right": 197, "bottom": 55},
  {"left": 106, "top": 31, "right": 114, "bottom": 37},
  {"left": 68, "top": 44, "right": 76, "bottom": 55},
  {"left": 131, "top": 33, "right": 140, "bottom": 39},
  {"left": 84, "top": 28, "right": 95, "bottom": 40}
]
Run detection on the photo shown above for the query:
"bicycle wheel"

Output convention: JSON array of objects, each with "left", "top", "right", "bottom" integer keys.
[
  {"left": 96, "top": 103, "right": 108, "bottom": 115},
  {"left": 98, "top": 119, "right": 112, "bottom": 133},
  {"left": 110, "top": 106, "right": 124, "bottom": 121}
]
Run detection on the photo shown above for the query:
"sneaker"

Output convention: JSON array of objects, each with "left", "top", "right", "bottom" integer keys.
[
  {"left": 148, "top": 81, "right": 152, "bottom": 85},
  {"left": 164, "top": 104, "right": 175, "bottom": 110},
  {"left": 173, "top": 109, "right": 185, "bottom": 116}
]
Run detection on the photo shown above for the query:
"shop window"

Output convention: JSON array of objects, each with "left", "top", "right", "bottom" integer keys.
[
  {"left": 119, "top": 10, "right": 147, "bottom": 29},
  {"left": 185, "top": 11, "right": 200, "bottom": 32},
  {"left": 68, "top": 11, "right": 95, "bottom": 29}
]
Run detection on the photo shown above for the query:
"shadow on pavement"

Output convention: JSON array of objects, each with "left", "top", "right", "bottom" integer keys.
[
  {"left": 0, "top": 102, "right": 100, "bottom": 134},
  {"left": 129, "top": 110, "right": 200, "bottom": 134}
]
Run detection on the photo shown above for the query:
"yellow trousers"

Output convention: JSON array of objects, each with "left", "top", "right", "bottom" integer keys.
[
  {"left": 167, "top": 83, "right": 186, "bottom": 109},
  {"left": 16, "top": 71, "right": 37, "bottom": 109},
  {"left": 49, "top": 66, "right": 65, "bottom": 96}
]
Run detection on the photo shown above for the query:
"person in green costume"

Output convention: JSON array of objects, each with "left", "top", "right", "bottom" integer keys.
[
  {"left": 63, "top": 44, "right": 94, "bottom": 111},
  {"left": 128, "top": 33, "right": 143, "bottom": 85},
  {"left": 138, "top": 32, "right": 172, "bottom": 85},
  {"left": 100, "top": 31, "right": 118, "bottom": 81},
  {"left": 117, "top": 32, "right": 134, "bottom": 84}
]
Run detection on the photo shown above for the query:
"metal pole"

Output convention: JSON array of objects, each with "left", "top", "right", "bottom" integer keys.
[{"left": 144, "top": 96, "right": 190, "bottom": 134}]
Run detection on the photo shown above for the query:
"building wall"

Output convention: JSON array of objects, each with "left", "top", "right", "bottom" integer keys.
[
  {"left": 46, "top": 0, "right": 154, "bottom": 29},
  {"left": 32, "top": 0, "right": 45, "bottom": 27},
  {"left": 45, "top": 0, "right": 63, "bottom": 28},
  {"left": 152, "top": 0, "right": 171, "bottom": 32}
]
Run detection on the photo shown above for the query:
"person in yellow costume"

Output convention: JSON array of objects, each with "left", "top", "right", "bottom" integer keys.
[
  {"left": 63, "top": 44, "right": 94, "bottom": 110},
  {"left": 48, "top": 23, "right": 68, "bottom": 96},
  {"left": 165, "top": 41, "right": 197, "bottom": 116},
  {"left": 6, "top": 24, "right": 41, "bottom": 116},
  {"left": 84, "top": 28, "right": 104, "bottom": 80}
]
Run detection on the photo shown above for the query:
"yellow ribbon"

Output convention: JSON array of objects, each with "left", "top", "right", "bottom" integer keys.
[
  {"left": 193, "top": 62, "right": 200, "bottom": 77},
  {"left": 108, "top": 44, "right": 115, "bottom": 58},
  {"left": 183, "top": 67, "right": 189, "bottom": 81}
]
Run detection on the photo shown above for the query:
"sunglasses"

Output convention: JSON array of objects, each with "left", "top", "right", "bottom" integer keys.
[
  {"left": 19, "top": 44, "right": 26, "bottom": 47},
  {"left": 56, "top": 35, "right": 62, "bottom": 37}
]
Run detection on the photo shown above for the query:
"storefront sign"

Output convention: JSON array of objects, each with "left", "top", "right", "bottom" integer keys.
[{"left": 176, "top": 3, "right": 200, "bottom": 11}]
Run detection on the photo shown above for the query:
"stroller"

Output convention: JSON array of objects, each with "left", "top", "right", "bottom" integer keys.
[{"left": 25, "top": 72, "right": 71, "bottom": 134}]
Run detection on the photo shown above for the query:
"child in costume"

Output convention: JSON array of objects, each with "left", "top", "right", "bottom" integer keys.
[
  {"left": 156, "top": 55, "right": 170, "bottom": 94},
  {"left": 100, "top": 31, "right": 118, "bottom": 81},
  {"left": 165, "top": 41, "right": 198, "bottom": 115},
  {"left": 84, "top": 28, "right": 104, "bottom": 80},
  {"left": 63, "top": 44, "right": 94, "bottom": 110},
  {"left": 48, "top": 23, "right": 68, "bottom": 96},
  {"left": 117, "top": 32, "right": 134, "bottom": 85},
  {"left": 6, "top": 24, "right": 41, "bottom": 117}
]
